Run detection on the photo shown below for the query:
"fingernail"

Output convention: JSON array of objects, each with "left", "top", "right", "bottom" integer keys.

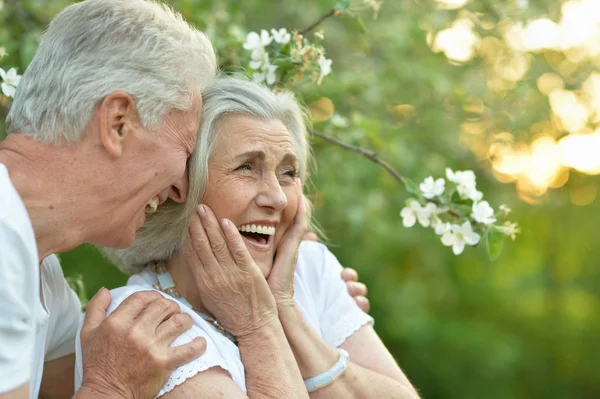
[
  {"left": 221, "top": 218, "right": 231, "bottom": 229},
  {"left": 197, "top": 204, "right": 206, "bottom": 216}
]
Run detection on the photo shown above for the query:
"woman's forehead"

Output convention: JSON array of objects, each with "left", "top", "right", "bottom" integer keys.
[{"left": 216, "top": 114, "right": 296, "bottom": 156}]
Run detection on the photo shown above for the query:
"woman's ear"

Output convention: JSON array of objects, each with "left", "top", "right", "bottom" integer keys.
[{"left": 98, "top": 91, "right": 137, "bottom": 158}]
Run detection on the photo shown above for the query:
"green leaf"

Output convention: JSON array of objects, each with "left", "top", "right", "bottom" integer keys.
[
  {"left": 403, "top": 177, "right": 421, "bottom": 197},
  {"left": 352, "top": 16, "right": 367, "bottom": 34},
  {"left": 486, "top": 227, "right": 505, "bottom": 261},
  {"left": 334, "top": 0, "right": 351, "bottom": 12},
  {"left": 450, "top": 191, "right": 474, "bottom": 206}
]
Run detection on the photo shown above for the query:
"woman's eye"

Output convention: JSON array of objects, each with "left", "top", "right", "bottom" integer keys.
[
  {"left": 281, "top": 169, "right": 298, "bottom": 179},
  {"left": 235, "top": 163, "right": 254, "bottom": 172}
]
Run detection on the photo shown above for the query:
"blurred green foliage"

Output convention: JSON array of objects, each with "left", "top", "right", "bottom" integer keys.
[{"left": 2, "top": 0, "right": 600, "bottom": 398}]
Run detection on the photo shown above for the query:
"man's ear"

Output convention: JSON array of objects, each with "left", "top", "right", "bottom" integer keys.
[{"left": 98, "top": 91, "right": 137, "bottom": 158}]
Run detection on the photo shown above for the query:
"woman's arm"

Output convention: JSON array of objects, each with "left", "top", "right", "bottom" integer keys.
[
  {"left": 277, "top": 304, "right": 420, "bottom": 399},
  {"left": 267, "top": 193, "right": 419, "bottom": 399}
]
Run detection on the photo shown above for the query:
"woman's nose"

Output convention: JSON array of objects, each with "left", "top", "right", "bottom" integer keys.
[{"left": 256, "top": 174, "right": 287, "bottom": 211}]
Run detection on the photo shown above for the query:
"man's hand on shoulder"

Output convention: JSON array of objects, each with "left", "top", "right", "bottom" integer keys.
[{"left": 75, "top": 288, "right": 206, "bottom": 399}]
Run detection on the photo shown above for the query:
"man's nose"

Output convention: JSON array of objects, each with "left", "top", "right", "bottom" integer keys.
[{"left": 168, "top": 172, "right": 189, "bottom": 203}]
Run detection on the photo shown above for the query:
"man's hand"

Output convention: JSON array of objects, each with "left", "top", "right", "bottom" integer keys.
[
  {"left": 76, "top": 288, "right": 206, "bottom": 399},
  {"left": 301, "top": 233, "right": 370, "bottom": 313},
  {"left": 341, "top": 267, "right": 370, "bottom": 313}
]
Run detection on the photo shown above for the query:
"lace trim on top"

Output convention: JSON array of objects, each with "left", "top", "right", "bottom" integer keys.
[{"left": 323, "top": 308, "right": 374, "bottom": 348}]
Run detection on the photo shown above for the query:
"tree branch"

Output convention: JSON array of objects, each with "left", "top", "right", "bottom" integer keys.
[
  {"left": 308, "top": 128, "right": 406, "bottom": 183},
  {"left": 299, "top": 9, "right": 337, "bottom": 35}
]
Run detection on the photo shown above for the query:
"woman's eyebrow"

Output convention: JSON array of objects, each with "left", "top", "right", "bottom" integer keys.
[
  {"left": 233, "top": 150, "right": 266, "bottom": 161},
  {"left": 281, "top": 153, "right": 298, "bottom": 165},
  {"left": 233, "top": 150, "right": 298, "bottom": 164}
]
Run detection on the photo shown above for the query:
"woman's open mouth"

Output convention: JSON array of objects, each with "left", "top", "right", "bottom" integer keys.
[{"left": 238, "top": 224, "right": 275, "bottom": 249}]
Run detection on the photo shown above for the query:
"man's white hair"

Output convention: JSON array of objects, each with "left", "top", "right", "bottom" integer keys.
[
  {"left": 7, "top": 0, "right": 217, "bottom": 143},
  {"left": 103, "top": 76, "right": 314, "bottom": 274}
]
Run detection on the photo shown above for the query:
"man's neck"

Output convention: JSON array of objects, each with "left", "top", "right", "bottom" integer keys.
[{"left": 0, "top": 134, "right": 91, "bottom": 260}]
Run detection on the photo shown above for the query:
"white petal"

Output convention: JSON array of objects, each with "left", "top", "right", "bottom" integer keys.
[
  {"left": 452, "top": 241, "right": 465, "bottom": 255},
  {"left": 441, "top": 232, "right": 455, "bottom": 246},
  {"left": 252, "top": 72, "right": 266, "bottom": 83},
  {"left": 2, "top": 82, "right": 15, "bottom": 97},
  {"left": 0, "top": 67, "right": 6, "bottom": 81},
  {"left": 401, "top": 210, "right": 416, "bottom": 228},
  {"left": 465, "top": 232, "right": 481, "bottom": 245},
  {"left": 243, "top": 32, "right": 260, "bottom": 50}
]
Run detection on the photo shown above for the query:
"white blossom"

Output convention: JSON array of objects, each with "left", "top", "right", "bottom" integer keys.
[
  {"left": 253, "top": 64, "right": 278, "bottom": 86},
  {"left": 400, "top": 200, "right": 421, "bottom": 227},
  {"left": 441, "top": 222, "right": 481, "bottom": 255},
  {"left": 446, "top": 168, "right": 475, "bottom": 186},
  {"left": 0, "top": 67, "right": 21, "bottom": 98},
  {"left": 270, "top": 28, "right": 291, "bottom": 44},
  {"left": 499, "top": 204, "right": 512, "bottom": 216},
  {"left": 400, "top": 200, "right": 440, "bottom": 228},
  {"left": 249, "top": 47, "right": 270, "bottom": 70},
  {"left": 243, "top": 30, "right": 273, "bottom": 52},
  {"left": 318, "top": 55, "right": 332, "bottom": 81},
  {"left": 499, "top": 221, "right": 520, "bottom": 241},
  {"left": 446, "top": 168, "right": 482, "bottom": 200},
  {"left": 469, "top": 189, "right": 483, "bottom": 202},
  {"left": 435, "top": 222, "right": 452, "bottom": 235},
  {"left": 419, "top": 176, "right": 445, "bottom": 199},
  {"left": 471, "top": 201, "right": 496, "bottom": 225}
]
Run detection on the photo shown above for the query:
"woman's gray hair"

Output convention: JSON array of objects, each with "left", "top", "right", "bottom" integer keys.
[
  {"left": 103, "top": 76, "right": 314, "bottom": 274},
  {"left": 7, "top": 0, "right": 217, "bottom": 144}
]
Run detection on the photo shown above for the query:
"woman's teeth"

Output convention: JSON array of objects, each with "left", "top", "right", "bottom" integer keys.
[
  {"left": 238, "top": 224, "right": 276, "bottom": 235},
  {"left": 145, "top": 198, "right": 159, "bottom": 214}
]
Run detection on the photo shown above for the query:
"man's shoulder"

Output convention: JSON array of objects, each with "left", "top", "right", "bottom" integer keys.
[{"left": 0, "top": 163, "right": 36, "bottom": 247}]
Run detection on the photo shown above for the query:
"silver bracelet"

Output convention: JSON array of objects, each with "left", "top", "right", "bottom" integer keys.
[{"left": 304, "top": 348, "right": 350, "bottom": 393}]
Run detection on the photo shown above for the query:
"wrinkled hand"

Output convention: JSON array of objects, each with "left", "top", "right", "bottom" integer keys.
[
  {"left": 341, "top": 268, "right": 370, "bottom": 313},
  {"left": 184, "top": 204, "right": 278, "bottom": 338},
  {"left": 267, "top": 183, "right": 308, "bottom": 306},
  {"left": 78, "top": 288, "right": 206, "bottom": 399}
]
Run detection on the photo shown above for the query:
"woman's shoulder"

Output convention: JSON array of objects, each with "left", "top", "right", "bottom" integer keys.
[{"left": 102, "top": 283, "right": 247, "bottom": 396}]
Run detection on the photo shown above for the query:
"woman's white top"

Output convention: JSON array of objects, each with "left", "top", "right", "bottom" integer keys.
[{"left": 74, "top": 241, "right": 373, "bottom": 397}]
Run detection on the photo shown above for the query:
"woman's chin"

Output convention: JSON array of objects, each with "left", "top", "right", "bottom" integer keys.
[{"left": 251, "top": 255, "right": 273, "bottom": 278}]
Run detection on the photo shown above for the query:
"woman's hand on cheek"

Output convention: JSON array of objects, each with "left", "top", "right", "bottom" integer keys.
[
  {"left": 267, "top": 181, "right": 307, "bottom": 307},
  {"left": 185, "top": 204, "right": 277, "bottom": 338}
]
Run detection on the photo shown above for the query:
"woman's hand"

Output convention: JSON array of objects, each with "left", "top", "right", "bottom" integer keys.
[
  {"left": 267, "top": 181, "right": 308, "bottom": 307},
  {"left": 184, "top": 204, "right": 277, "bottom": 338}
]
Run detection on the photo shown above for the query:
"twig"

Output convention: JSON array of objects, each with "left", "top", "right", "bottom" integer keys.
[
  {"left": 299, "top": 9, "right": 337, "bottom": 35},
  {"left": 308, "top": 128, "right": 405, "bottom": 183},
  {"left": 309, "top": 129, "right": 469, "bottom": 220}
]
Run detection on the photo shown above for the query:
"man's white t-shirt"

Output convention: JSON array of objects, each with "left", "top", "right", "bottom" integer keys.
[
  {"left": 0, "top": 163, "right": 82, "bottom": 397},
  {"left": 74, "top": 241, "right": 374, "bottom": 397}
]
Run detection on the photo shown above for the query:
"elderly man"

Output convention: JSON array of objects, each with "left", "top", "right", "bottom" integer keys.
[
  {"left": 0, "top": 1, "right": 370, "bottom": 398},
  {"left": 0, "top": 1, "right": 217, "bottom": 398}
]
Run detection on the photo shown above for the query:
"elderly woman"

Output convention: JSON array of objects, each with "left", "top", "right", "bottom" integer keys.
[{"left": 74, "top": 77, "right": 419, "bottom": 398}]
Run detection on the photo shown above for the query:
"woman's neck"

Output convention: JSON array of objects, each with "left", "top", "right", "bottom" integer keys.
[{"left": 167, "top": 252, "right": 212, "bottom": 316}]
